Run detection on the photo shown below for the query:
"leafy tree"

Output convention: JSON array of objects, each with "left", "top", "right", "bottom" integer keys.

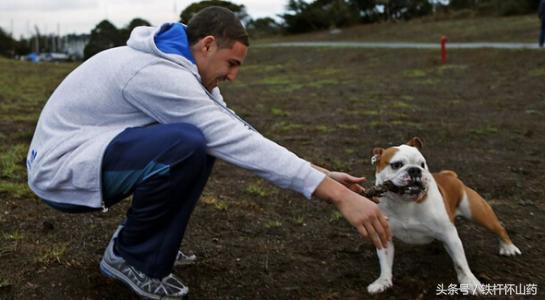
[
  {"left": 120, "top": 18, "right": 152, "bottom": 43},
  {"left": 246, "top": 17, "right": 281, "bottom": 38},
  {"left": 348, "top": 0, "right": 382, "bottom": 22},
  {"left": 84, "top": 20, "right": 122, "bottom": 60},
  {"left": 449, "top": 0, "right": 479, "bottom": 10},
  {"left": 84, "top": 18, "right": 150, "bottom": 60},
  {"left": 282, "top": 0, "right": 361, "bottom": 33},
  {"left": 179, "top": 0, "right": 249, "bottom": 24},
  {"left": 379, "top": 0, "right": 433, "bottom": 20},
  {"left": 449, "top": 0, "right": 538, "bottom": 15},
  {"left": 0, "top": 27, "right": 16, "bottom": 57}
]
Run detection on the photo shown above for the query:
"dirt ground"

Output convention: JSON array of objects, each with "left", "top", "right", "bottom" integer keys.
[{"left": 1, "top": 44, "right": 544, "bottom": 300}]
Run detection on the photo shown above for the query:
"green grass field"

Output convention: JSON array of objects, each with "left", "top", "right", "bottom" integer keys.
[{"left": 260, "top": 14, "right": 541, "bottom": 43}]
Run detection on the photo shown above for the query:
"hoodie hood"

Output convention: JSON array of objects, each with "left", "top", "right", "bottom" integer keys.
[{"left": 127, "top": 23, "right": 199, "bottom": 77}]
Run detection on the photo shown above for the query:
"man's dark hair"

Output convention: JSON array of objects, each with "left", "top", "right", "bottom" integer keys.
[{"left": 186, "top": 6, "right": 249, "bottom": 48}]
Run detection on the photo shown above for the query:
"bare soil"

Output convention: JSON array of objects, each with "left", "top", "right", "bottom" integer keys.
[{"left": 1, "top": 45, "right": 544, "bottom": 300}]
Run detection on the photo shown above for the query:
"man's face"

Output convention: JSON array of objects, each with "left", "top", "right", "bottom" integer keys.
[{"left": 195, "top": 38, "right": 248, "bottom": 92}]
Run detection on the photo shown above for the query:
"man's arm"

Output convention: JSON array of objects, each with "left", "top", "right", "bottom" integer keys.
[{"left": 312, "top": 171, "right": 391, "bottom": 249}]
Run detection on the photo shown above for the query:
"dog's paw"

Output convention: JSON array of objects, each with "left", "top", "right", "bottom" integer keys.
[
  {"left": 460, "top": 275, "right": 483, "bottom": 295},
  {"left": 367, "top": 277, "right": 393, "bottom": 294},
  {"left": 499, "top": 242, "right": 521, "bottom": 256}
]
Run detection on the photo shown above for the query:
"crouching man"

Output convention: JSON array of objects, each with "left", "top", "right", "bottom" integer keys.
[{"left": 26, "top": 6, "right": 390, "bottom": 299}]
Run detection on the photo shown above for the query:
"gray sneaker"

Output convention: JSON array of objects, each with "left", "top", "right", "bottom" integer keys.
[
  {"left": 112, "top": 224, "right": 196, "bottom": 266},
  {"left": 175, "top": 250, "right": 197, "bottom": 266},
  {"left": 100, "top": 235, "right": 188, "bottom": 299}
]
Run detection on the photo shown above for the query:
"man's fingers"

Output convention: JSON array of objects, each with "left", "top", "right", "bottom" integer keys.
[
  {"left": 348, "top": 176, "right": 366, "bottom": 183},
  {"left": 373, "top": 219, "right": 389, "bottom": 248},
  {"left": 364, "top": 223, "right": 384, "bottom": 249},
  {"left": 349, "top": 184, "right": 364, "bottom": 193},
  {"left": 357, "top": 224, "right": 369, "bottom": 239},
  {"left": 379, "top": 214, "right": 392, "bottom": 241}
]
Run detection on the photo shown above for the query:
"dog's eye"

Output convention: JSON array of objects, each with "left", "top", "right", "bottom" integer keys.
[
  {"left": 390, "top": 162, "right": 403, "bottom": 170},
  {"left": 421, "top": 163, "right": 426, "bottom": 169}
]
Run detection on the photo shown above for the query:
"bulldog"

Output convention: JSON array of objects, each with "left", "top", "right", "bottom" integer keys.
[{"left": 367, "top": 137, "right": 521, "bottom": 294}]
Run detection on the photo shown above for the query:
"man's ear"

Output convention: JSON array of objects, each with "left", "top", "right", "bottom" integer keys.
[
  {"left": 371, "top": 147, "right": 384, "bottom": 165},
  {"left": 406, "top": 137, "right": 424, "bottom": 150},
  {"left": 199, "top": 35, "right": 217, "bottom": 55}
]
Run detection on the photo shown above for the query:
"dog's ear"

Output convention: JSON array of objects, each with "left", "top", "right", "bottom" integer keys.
[
  {"left": 406, "top": 137, "right": 424, "bottom": 150},
  {"left": 371, "top": 147, "right": 384, "bottom": 165}
]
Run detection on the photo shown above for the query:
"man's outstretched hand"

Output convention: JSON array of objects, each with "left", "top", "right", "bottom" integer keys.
[
  {"left": 327, "top": 171, "right": 366, "bottom": 193},
  {"left": 313, "top": 175, "right": 391, "bottom": 249}
]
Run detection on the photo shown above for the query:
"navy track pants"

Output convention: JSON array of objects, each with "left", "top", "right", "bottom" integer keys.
[{"left": 43, "top": 123, "right": 214, "bottom": 278}]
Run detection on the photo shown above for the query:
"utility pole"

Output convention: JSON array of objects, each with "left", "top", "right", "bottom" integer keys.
[{"left": 34, "top": 25, "right": 40, "bottom": 53}]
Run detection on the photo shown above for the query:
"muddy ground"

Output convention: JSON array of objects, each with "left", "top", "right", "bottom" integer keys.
[{"left": 0, "top": 45, "right": 544, "bottom": 300}]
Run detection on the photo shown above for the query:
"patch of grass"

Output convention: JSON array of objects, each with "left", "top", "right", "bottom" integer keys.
[
  {"left": 0, "top": 58, "right": 76, "bottom": 106},
  {"left": 528, "top": 68, "right": 545, "bottom": 77},
  {"left": 401, "top": 95, "right": 415, "bottom": 101},
  {"left": 403, "top": 69, "right": 427, "bottom": 78},
  {"left": 244, "top": 181, "right": 270, "bottom": 198},
  {"left": 36, "top": 243, "right": 68, "bottom": 265},
  {"left": 0, "top": 181, "right": 33, "bottom": 198},
  {"left": 337, "top": 124, "right": 360, "bottom": 130},
  {"left": 271, "top": 121, "right": 305, "bottom": 132},
  {"left": 201, "top": 195, "right": 228, "bottom": 211},
  {"left": 264, "top": 220, "right": 282, "bottom": 229},
  {"left": 344, "top": 148, "right": 356, "bottom": 155},
  {"left": 0, "top": 113, "right": 39, "bottom": 123},
  {"left": 329, "top": 211, "right": 343, "bottom": 223},
  {"left": 243, "top": 64, "right": 284, "bottom": 73},
  {"left": 0, "top": 241, "right": 17, "bottom": 261},
  {"left": 416, "top": 78, "right": 440, "bottom": 85},
  {"left": 307, "top": 79, "right": 339, "bottom": 88},
  {"left": 0, "top": 144, "right": 28, "bottom": 180},
  {"left": 469, "top": 126, "right": 499, "bottom": 136},
  {"left": 259, "top": 76, "right": 292, "bottom": 85},
  {"left": 436, "top": 64, "right": 469, "bottom": 75},
  {"left": 343, "top": 109, "right": 380, "bottom": 117},
  {"left": 2, "top": 231, "right": 24, "bottom": 241},
  {"left": 391, "top": 120, "right": 423, "bottom": 129},
  {"left": 294, "top": 216, "right": 305, "bottom": 226},
  {"left": 313, "top": 68, "right": 342, "bottom": 76},
  {"left": 0, "top": 277, "right": 11, "bottom": 289},
  {"left": 271, "top": 107, "right": 290, "bottom": 117},
  {"left": 391, "top": 101, "right": 413, "bottom": 109},
  {"left": 315, "top": 125, "right": 335, "bottom": 133}
]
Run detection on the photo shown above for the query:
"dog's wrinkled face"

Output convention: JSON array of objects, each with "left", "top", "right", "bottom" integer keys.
[{"left": 371, "top": 137, "right": 430, "bottom": 202}]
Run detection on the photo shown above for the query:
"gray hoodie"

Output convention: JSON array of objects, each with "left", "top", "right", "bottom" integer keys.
[{"left": 27, "top": 24, "right": 325, "bottom": 208}]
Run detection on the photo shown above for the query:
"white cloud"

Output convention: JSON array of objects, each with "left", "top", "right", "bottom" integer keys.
[{"left": 0, "top": 0, "right": 98, "bottom": 11}]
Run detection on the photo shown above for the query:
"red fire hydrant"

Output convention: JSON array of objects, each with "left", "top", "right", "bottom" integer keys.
[{"left": 440, "top": 35, "right": 448, "bottom": 64}]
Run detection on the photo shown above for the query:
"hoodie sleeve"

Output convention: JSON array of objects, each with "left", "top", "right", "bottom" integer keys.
[{"left": 122, "top": 62, "right": 326, "bottom": 199}]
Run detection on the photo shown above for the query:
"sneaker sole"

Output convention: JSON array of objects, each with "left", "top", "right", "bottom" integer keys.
[{"left": 100, "top": 259, "right": 188, "bottom": 300}]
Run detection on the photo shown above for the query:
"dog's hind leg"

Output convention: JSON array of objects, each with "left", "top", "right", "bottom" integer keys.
[
  {"left": 460, "top": 187, "right": 521, "bottom": 256},
  {"left": 367, "top": 242, "right": 394, "bottom": 294}
]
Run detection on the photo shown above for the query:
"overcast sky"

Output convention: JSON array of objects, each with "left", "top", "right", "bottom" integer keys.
[{"left": 0, "top": 0, "right": 289, "bottom": 38}]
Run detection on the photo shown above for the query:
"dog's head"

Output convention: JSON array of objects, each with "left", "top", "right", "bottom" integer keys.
[{"left": 371, "top": 137, "right": 430, "bottom": 202}]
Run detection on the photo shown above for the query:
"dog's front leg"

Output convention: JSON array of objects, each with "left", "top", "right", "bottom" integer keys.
[
  {"left": 367, "top": 242, "right": 394, "bottom": 294},
  {"left": 440, "top": 227, "right": 483, "bottom": 295}
]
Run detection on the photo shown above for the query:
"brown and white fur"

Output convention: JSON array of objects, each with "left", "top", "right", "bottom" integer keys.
[{"left": 367, "top": 137, "right": 521, "bottom": 294}]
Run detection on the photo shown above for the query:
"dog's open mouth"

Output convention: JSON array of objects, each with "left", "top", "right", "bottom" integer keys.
[
  {"left": 405, "top": 181, "right": 425, "bottom": 195},
  {"left": 386, "top": 180, "right": 426, "bottom": 201}
]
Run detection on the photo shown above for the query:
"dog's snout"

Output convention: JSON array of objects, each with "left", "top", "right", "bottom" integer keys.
[{"left": 408, "top": 167, "right": 421, "bottom": 178}]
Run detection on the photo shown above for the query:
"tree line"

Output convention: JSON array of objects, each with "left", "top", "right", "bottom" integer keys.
[{"left": 0, "top": 0, "right": 541, "bottom": 59}]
